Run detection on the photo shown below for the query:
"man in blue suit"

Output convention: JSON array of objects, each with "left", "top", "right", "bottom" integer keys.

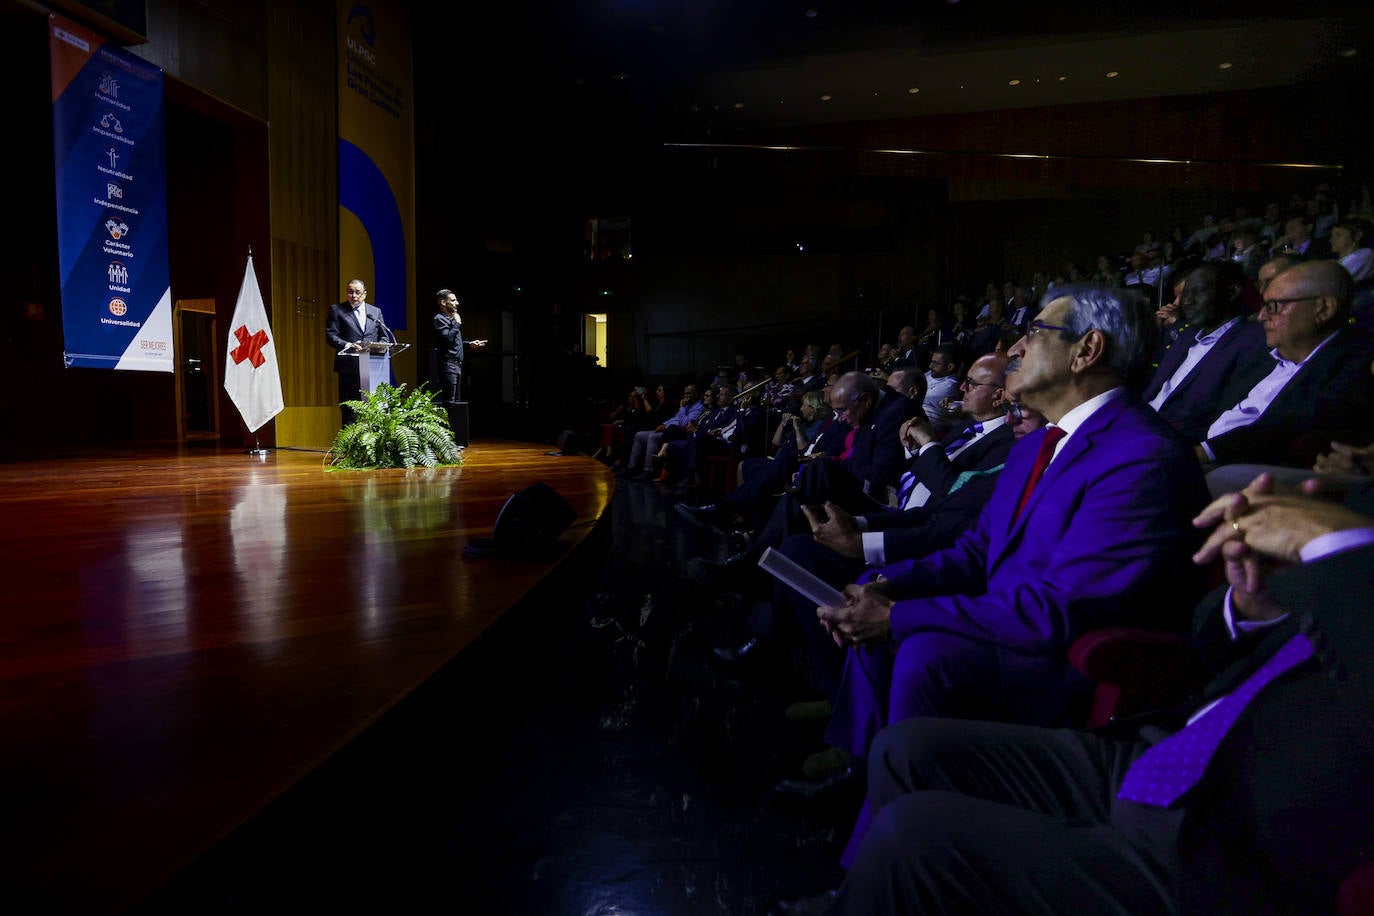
[
  {"left": 326, "top": 278, "right": 394, "bottom": 427},
  {"left": 1142, "top": 260, "right": 1266, "bottom": 442},
  {"left": 815, "top": 284, "right": 1210, "bottom": 866}
]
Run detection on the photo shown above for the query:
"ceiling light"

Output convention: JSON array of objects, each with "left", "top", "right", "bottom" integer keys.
[
  {"left": 1058, "top": 75, "right": 1067, "bottom": 81},
  {"left": 1218, "top": 62, "right": 1232, "bottom": 70},
  {"left": 1008, "top": 79, "right": 1021, "bottom": 86},
  {"left": 733, "top": 102, "right": 744, "bottom": 109},
  {"left": 820, "top": 94, "right": 832, "bottom": 101},
  {"left": 1105, "top": 71, "right": 1119, "bottom": 78},
  {"left": 907, "top": 87, "right": 920, "bottom": 94},
  {"left": 1340, "top": 48, "right": 1357, "bottom": 58},
  {"left": 804, "top": 9, "right": 818, "bottom": 18}
]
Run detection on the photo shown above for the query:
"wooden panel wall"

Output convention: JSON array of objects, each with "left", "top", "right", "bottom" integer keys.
[{"left": 267, "top": 0, "right": 341, "bottom": 449}]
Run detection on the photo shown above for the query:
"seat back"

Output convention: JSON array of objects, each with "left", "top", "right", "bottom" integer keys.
[{"left": 1068, "top": 626, "right": 1202, "bottom": 728}]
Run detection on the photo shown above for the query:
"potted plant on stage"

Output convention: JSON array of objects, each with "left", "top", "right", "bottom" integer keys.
[{"left": 328, "top": 382, "right": 464, "bottom": 470}]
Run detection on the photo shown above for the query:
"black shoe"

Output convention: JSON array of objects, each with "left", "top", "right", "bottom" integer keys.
[
  {"left": 686, "top": 557, "right": 725, "bottom": 588},
  {"left": 712, "top": 636, "right": 762, "bottom": 664},
  {"left": 720, "top": 549, "right": 756, "bottom": 570},
  {"left": 772, "top": 764, "right": 860, "bottom": 802},
  {"left": 687, "top": 551, "right": 756, "bottom": 589},
  {"left": 675, "top": 502, "right": 724, "bottom": 530},
  {"left": 772, "top": 889, "right": 838, "bottom": 916}
]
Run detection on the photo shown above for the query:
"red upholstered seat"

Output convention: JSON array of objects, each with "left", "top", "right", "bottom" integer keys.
[{"left": 1068, "top": 626, "right": 1203, "bottom": 729}]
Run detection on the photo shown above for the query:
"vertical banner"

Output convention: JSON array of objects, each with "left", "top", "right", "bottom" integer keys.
[
  {"left": 337, "top": 0, "right": 414, "bottom": 337},
  {"left": 49, "top": 14, "right": 173, "bottom": 372}
]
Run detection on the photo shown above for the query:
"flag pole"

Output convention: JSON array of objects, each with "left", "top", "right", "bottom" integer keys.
[
  {"left": 243, "top": 244, "right": 272, "bottom": 458},
  {"left": 226, "top": 243, "right": 281, "bottom": 457}
]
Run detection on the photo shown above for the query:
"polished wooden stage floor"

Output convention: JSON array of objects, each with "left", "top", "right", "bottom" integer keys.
[{"left": 0, "top": 442, "right": 613, "bottom": 913}]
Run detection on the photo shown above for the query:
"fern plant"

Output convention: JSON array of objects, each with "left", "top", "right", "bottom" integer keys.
[{"left": 328, "top": 382, "right": 464, "bottom": 470}]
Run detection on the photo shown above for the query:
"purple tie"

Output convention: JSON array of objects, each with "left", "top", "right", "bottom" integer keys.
[
  {"left": 896, "top": 424, "right": 980, "bottom": 506},
  {"left": 1117, "top": 633, "right": 1314, "bottom": 808}
]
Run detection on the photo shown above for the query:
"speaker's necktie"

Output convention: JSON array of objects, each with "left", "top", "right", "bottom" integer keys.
[{"left": 1116, "top": 633, "right": 1313, "bottom": 807}]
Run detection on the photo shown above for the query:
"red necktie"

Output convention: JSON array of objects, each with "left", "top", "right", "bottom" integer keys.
[
  {"left": 840, "top": 427, "right": 858, "bottom": 460},
  {"left": 1013, "top": 426, "right": 1067, "bottom": 519}
]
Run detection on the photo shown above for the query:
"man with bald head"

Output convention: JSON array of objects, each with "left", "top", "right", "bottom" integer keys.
[
  {"left": 1199, "top": 259, "right": 1374, "bottom": 468},
  {"left": 890, "top": 325, "right": 919, "bottom": 369}
]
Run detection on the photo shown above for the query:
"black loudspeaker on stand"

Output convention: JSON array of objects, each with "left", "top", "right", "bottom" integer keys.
[
  {"left": 446, "top": 402, "right": 470, "bottom": 448},
  {"left": 463, "top": 482, "right": 576, "bottom": 558}
]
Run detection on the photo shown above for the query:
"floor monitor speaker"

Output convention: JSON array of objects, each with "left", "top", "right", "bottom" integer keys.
[{"left": 464, "top": 482, "right": 576, "bottom": 557}]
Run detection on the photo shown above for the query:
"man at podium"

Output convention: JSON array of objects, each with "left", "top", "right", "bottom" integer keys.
[{"left": 326, "top": 278, "right": 394, "bottom": 426}]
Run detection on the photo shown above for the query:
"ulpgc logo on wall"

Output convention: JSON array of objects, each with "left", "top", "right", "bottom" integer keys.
[
  {"left": 49, "top": 14, "right": 173, "bottom": 372},
  {"left": 337, "top": 0, "right": 415, "bottom": 348}
]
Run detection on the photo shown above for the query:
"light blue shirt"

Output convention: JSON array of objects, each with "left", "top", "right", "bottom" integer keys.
[
  {"left": 1202, "top": 331, "right": 1339, "bottom": 458},
  {"left": 1149, "top": 317, "right": 1243, "bottom": 410}
]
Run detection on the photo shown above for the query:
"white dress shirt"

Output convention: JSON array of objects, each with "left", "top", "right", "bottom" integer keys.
[
  {"left": 860, "top": 414, "right": 1009, "bottom": 566},
  {"left": 1148, "top": 317, "right": 1243, "bottom": 410}
]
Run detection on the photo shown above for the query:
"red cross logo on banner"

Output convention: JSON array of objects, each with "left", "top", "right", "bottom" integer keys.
[{"left": 230, "top": 325, "right": 269, "bottom": 368}]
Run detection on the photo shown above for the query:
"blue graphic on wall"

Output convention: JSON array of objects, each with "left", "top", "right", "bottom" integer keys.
[
  {"left": 51, "top": 22, "right": 172, "bottom": 372},
  {"left": 339, "top": 139, "right": 406, "bottom": 331}
]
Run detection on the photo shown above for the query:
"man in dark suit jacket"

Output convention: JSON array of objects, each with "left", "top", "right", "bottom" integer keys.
[
  {"left": 820, "top": 477, "right": 1374, "bottom": 915},
  {"left": 759, "top": 387, "right": 1036, "bottom": 703},
  {"left": 888, "top": 326, "right": 919, "bottom": 369},
  {"left": 687, "top": 370, "right": 921, "bottom": 588},
  {"left": 1142, "top": 261, "right": 1267, "bottom": 442},
  {"left": 325, "top": 278, "right": 393, "bottom": 426},
  {"left": 1199, "top": 260, "right": 1374, "bottom": 468},
  {"left": 814, "top": 285, "right": 1210, "bottom": 867}
]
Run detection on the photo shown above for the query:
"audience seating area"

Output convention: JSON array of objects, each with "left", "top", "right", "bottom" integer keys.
[{"left": 565, "top": 176, "right": 1374, "bottom": 914}]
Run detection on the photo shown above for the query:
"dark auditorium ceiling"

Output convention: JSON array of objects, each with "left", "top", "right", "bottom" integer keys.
[{"left": 445, "top": 0, "right": 1374, "bottom": 132}]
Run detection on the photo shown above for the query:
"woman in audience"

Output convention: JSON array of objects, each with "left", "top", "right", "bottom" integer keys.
[
  {"left": 1092, "top": 254, "right": 1123, "bottom": 287},
  {"left": 1162, "top": 238, "right": 1183, "bottom": 266},
  {"left": 967, "top": 298, "right": 1009, "bottom": 357},
  {"left": 1330, "top": 217, "right": 1374, "bottom": 284},
  {"left": 949, "top": 298, "right": 975, "bottom": 345},
  {"left": 600, "top": 383, "right": 668, "bottom": 469}
]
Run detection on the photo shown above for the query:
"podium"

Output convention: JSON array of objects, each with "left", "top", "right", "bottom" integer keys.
[{"left": 340, "top": 341, "right": 410, "bottom": 396}]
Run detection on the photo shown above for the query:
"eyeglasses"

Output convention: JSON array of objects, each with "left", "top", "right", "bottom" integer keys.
[
  {"left": 1259, "top": 295, "right": 1320, "bottom": 316},
  {"left": 960, "top": 376, "right": 1000, "bottom": 390},
  {"left": 1026, "top": 320, "right": 1072, "bottom": 339}
]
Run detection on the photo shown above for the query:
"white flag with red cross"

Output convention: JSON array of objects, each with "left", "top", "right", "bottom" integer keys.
[{"left": 223, "top": 254, "right": 284, "bottom": 433}]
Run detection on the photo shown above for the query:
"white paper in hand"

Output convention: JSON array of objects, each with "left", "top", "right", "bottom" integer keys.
[{"left": 758, "top": 547, "right": 846, "bottom": 609}]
